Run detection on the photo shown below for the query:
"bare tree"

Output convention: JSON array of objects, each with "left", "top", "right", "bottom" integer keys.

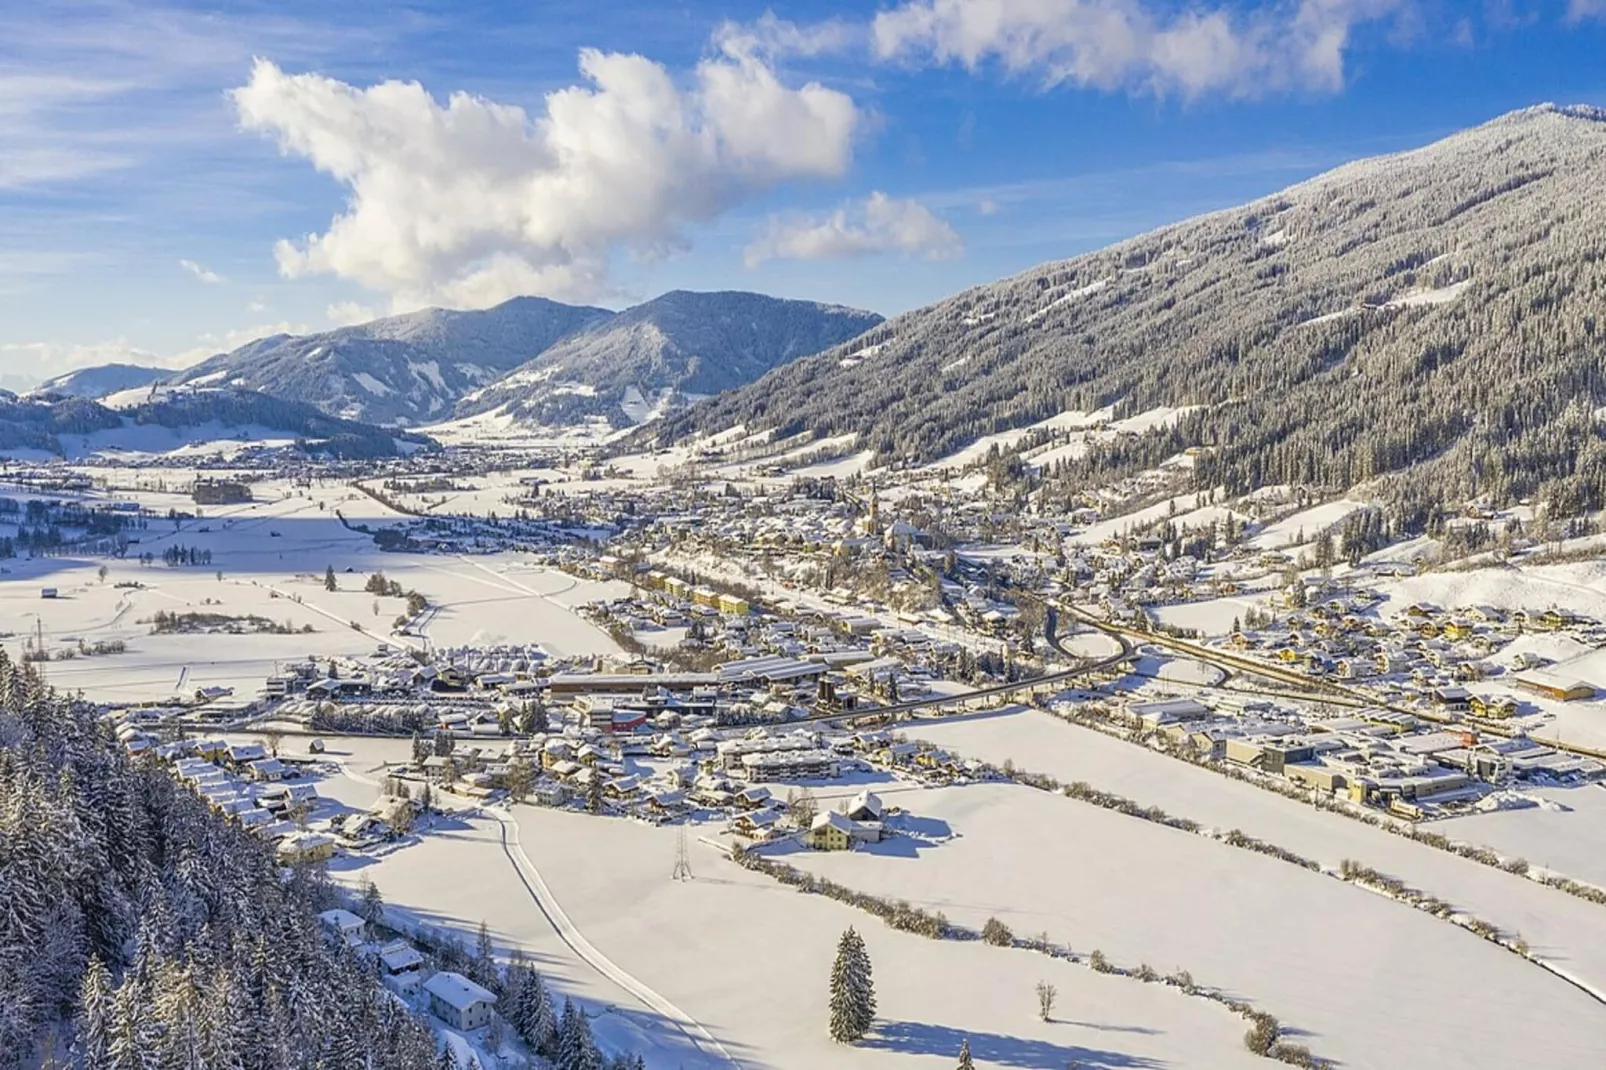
[
  {"left": 259, "top": 729, "right": 285, "bottom": 757},
  {"left": 1036, "top": 981, "right": 1057, "bottom": 1022}
]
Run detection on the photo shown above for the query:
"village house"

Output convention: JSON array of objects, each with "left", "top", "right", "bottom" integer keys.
[
  {"left": 248, "top": 756, "right": 288, "bottom": 782},
  {"left": 424, "top": 971, "right": 498, "bottom": 1031},
  {"left": 317, "top": 908, "right": 366, "bottom": 948},
  {"left": 378, "top": 941, "right": 426, "bottom": 994},
  {"left": 806, "top": 810, "right": 881, "bottom": 850},
  {"left": 277, "top": 831, "right": 336, "bottom": 865}
]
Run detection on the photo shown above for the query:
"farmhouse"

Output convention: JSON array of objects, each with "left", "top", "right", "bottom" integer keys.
[
  {"left": 378, "top": 941, "right": 425, "bottom": 994},
  {"left": 806, "top": 810, "right": 881, "bottom": 850},
  {"left": 423, "top": 971, "right": 497, "bottom": 1031}
]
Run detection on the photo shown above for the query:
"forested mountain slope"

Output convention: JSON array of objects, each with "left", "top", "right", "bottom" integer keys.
[
  {"left": 0, "top": 388, "right": 433, "bottom": 459},
  {"left": 457, "top": 290, "right": 882, "bottom": 429},
  {"left": 0, "top": 651, "right": 440, "bottom": 1069},
  {"left": 652, "top": 105, "right": 1606, "bottom": 519},
  {"left": 33, "top": 364, "right": 169, "bottom": 400},
  {"left": 171, "top": 297, "right": 611, "bottom": 425}
]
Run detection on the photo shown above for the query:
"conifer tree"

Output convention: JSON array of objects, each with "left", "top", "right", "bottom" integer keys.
[
  {"left": 360, "top": 879, "right": 385, "bottom": 926},
  {"left": 75, "top": 954, "right": 113, "bottom": 1067},
  {"left": 828, "top": 926, "right": 876, "bottom": 1043}
]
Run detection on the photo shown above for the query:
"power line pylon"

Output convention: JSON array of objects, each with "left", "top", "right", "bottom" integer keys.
[{"left": 672, "top": 823, "right": 694, "bottom": 881}]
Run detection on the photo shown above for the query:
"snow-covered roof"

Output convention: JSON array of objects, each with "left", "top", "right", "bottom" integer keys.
[
  {"left": 423, "top": 970, "right": 497, "bottom": 1010},
  {"left": 319, "top": 908, "right": 364, "bottom": 931},
  {"left": 380, "top": 943, "right": 425, "bottom": 972},
  {"left": 812, "top": 810, "right": 857, "bottom": 833}
]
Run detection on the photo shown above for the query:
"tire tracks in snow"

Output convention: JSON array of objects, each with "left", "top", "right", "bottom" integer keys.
[{"left": 327, "top": 754, "right": 735, "bottom": 1068}]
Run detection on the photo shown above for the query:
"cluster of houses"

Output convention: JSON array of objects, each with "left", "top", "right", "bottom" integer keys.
[
  {"left": 1214, "top": 595, "right": 1599, "bottom": 726},
  {"left": 315, "top": 909, "right": 495, "bottom": 1034},
  {"left": 147, "top": 739, "right": 334, "bottom": 860},
  {"left": 1115, "top": 690, "right": 1603, "bottom": 818}
]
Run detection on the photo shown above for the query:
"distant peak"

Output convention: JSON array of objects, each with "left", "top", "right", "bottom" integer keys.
[{"left": 1498, "top": 102, "right": 1606, "bottom": 125}]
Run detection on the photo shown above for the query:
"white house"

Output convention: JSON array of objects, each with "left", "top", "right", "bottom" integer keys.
[
  {"left": 317, "top": 908, "right": 365, "bottom": 948},
  {"left": 844, "top": 789, "right": 884, "bottom": 823},
  {"left": 424, "top": 970, "right": 497, "bottom": 1031}
]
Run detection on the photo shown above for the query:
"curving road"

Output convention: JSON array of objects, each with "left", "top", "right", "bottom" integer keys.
[{"left": 793, "top": 604, "right": 1135, "bottom": 726}]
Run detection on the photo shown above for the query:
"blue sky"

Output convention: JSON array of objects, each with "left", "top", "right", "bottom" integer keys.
[{"left": 2, "top": 0, "right": 1605, "bottom": 387}]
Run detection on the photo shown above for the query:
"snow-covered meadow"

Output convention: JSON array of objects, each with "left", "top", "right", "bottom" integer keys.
[{"left": 299, "top": 736, "right": 1270, "bottom": 1070}]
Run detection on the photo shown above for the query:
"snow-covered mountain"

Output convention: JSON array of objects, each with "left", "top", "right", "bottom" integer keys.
[
  {"left": 156, "top": 291, "right": 878, "bottom": 431},
  {"left": 456, "top": 290, "right": 882, "bottom": 430},
  {"left": 651, "top": 105, "right": 1606, "bottom": 511},
  {"left": 169, "top": 298, "right": 612, "bottom": 426},
  {"left": 0, "top": 387, "right": 433, "bottom": 460},
  {"left": 33, "top": 363, "right": 169, "bottom": 400}
]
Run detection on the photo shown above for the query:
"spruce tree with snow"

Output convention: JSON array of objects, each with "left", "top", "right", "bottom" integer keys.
[
  {"left": 75, "top": 954, "right": 113, "bottom": 1066},
  {"left": 523, "top": 967, "right": 558, "bottom": 1053},
  {"left": 957, "top": 1037, "right": 976, "bottom": 1070},
  {"left": 828, "top": 926, "right": 876, "bottom": 1043},
  {"left": 552, "top": 996, "right": 604, "bottom": 1070},
  {"left": 360, "top": 878, "right": 385, "bottom": 926},
  {"left": 470, "top": 920, "right": 497, "bottom": 990}
]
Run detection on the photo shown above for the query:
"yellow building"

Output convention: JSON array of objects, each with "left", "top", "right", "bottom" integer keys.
[
  {"left": 807, "top": 811, "right": 856, "bottom": 851},
  {"left": 717, "top": 593, "right": 751, "bottom": 616},
  {"left": 1469, "top": 695, "right": 1518, "bottom": 718},
  {"left": 276, "top": 832, "right": 335, "bottom": 865}
]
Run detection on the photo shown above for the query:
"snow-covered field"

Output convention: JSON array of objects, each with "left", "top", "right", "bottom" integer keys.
[
  {"left": 303, "top": 737, "right": 1268, "bottom": 1069},
  {"left": 909, "top": 709, "right": 1606, "bottom": 1018},
  {"left": 782, "top": 777, "right": 1606, "bottom": 1068},
  {"left": 0, "top": 478, "right": 621, "bottom": 699}
]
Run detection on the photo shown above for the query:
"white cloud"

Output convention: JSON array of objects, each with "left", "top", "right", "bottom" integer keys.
[
  {"left": 871, "top": 0, "right": 1403, "bottom": 99},
  {"left": 179, "top": 258, "right": 224, "bottom": 284},
  {"left": 1568, "top": 0, "right": 1606, "bottom": 21},
  {"left": 233, "top": 44, "right": 860, "bottom": 310},
  {"left": 174, "top": 321, "right": 307, "bottom": 364},
  {"left": 246, "top": 298, "right": 268, "bottom": 314},
  {"left": 745, "top": 191, "right": 963, "bottom": 266},
  {"left": 0, "top": 340, "right": 162, "bottom": 384},
  {"left": 712, "top": 12, "right": 861, "bottom": 58},
  {"left": 326, "top": 301, "right": 377, "bottom": 327},
  {"left": 0, "top": 320, "right": 309, "bottom": 387}
]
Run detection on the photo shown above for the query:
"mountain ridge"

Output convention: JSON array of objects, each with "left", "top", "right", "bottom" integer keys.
[
  {"left": 170, "top": 296, "right": 612, "bottom": 426},
  {"left": 0, "top": 387, "right": 433, "bottom": 460},
  {"left": 455, "top": 289, "right": 882, "bottom": 430},
  {"left": 33, "top": 363, "right": 170, "bottom": 400},
  {"left": 647, "top": 104, "right": 1606, "bottom": 517},
  {"left": 158, "top": 290, "right": 879, "bottom": 430}
]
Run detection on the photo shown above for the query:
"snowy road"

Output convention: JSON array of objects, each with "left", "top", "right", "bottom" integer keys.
[{"left": 327, "top": 752, "right": 736, "bottom": 1067}]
